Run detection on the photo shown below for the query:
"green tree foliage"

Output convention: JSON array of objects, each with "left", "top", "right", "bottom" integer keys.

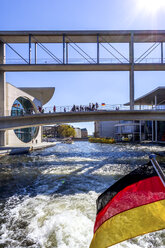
[{"left": 57, "top": 125, "right": 76, "bottom": 138}]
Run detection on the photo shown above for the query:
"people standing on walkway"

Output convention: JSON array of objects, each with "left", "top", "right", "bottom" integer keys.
[
  {"left": 76, "top": 106, "right": 79, "bottom": 112},
  {"left": 38, "top": 106, "right": 42, "bottom": 112},
  {"left": 80, "top": 105, "right": 84, "bottom": 111},
  {"left": 53, "top": 105, "right": 56, "bottom": 112},
  {"left": 70, "top": 103, "right": 100, "bottom": 112},
  {"left": 71, "top": 105, "right": 76, "bottom": 112},
  {"left": 92, "top": 103, "right": 95, "bottom": 111}
]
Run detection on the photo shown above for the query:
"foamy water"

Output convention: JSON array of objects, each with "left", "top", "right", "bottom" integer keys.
[{"left": 0, "top": 142, "right": 165, "bottom": 247}]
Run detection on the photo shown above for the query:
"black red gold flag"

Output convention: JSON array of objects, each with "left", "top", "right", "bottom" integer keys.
[{"left": 90, "top": 162, "right": 165, "bottom": 248}]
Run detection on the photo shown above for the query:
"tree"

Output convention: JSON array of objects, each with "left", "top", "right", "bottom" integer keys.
[{"left": 57, "top": 125, "right": 76, "bottom": 138}]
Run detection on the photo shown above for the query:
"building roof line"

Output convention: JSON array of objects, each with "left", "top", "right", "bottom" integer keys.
[
  {"left": 125, "top": 87, "right": 165, "bottom": 106},
  {"left": 19, "top": 87, "right": 55, "bottom": 105}
]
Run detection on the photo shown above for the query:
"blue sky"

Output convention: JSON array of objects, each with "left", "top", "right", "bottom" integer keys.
[{"left": 1, "top": 0, "right": 165, "bottom": 134}]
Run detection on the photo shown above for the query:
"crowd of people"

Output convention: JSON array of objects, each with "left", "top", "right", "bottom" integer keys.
[
  {"left": 71, "top": 102, "right": 99, "bottom": 112},
  {"left": 38, "top": 103, "right": 120, "bottom": 114}
]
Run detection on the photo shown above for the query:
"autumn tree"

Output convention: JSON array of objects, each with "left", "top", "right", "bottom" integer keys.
[{"left": 57, "top": 125, "right": 76, "bottom": 138}]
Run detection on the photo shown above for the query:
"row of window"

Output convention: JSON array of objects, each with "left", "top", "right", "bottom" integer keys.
[{"left": 11, "top": 97, "right": 39, "bottom": 143}]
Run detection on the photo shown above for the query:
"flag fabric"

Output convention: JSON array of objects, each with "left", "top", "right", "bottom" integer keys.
[
  {"left": 90, "top": 162, "right": 165, "bottom": 248},
  {"left": 101, "top": 103, "right": 105, "bottom": 106}
]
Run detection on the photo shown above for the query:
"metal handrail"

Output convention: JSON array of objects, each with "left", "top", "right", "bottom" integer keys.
[
  {"left": 3, "top": 57, "right": 165, "bottom": 65},
  {"left": 149, "top": 154, "right": 165, "bottom": 187},
  {"left": 2, "top": 103, "right": 165, "bottom": 117}
]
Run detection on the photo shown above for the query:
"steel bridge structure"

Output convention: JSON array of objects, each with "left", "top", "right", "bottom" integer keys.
[{"left": 1, "top": 30, "right": 165, "bottom": 126}]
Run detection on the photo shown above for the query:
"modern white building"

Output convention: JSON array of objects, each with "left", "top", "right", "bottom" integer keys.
[
  {"left": 124, "top": 87, "right": 165, "bottom": 142},
  {"left": 74, "top": 127, "right": 82, "bottom": 138},
  {"left": 94, "top": 121, "right": 118, "bottom": 138},
  {"left": 0, "top": 82, "right": 55, "bottom": 147},
  {"left": 94, "top": 87, "right": 165, "bottom": 143},
  {"left": 81, "top": 128, "right": 88, "bottom": 138}
]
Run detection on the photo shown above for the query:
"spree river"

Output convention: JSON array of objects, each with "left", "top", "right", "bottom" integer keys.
[{"left": 0, "top": 141, "right": 165, "bottom": 248}]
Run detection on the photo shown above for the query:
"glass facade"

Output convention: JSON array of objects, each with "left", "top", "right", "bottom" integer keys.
[{"left": 11, "top": 97, "right": 39, "bottom": 143}]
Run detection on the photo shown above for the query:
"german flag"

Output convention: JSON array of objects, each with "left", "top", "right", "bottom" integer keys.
[{"left": 90, "top": 162, "right": 165, "bottom": 248}]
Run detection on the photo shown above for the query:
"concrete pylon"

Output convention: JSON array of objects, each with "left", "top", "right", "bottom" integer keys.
[
  {"left": 0, "top": 42, "right": 6, "bottom": 146},
  {"left": 0, "top": 72, "right": 6, "bottom": 116},
  {"left": 129, "top": 33, "right": 134, "bottom": 110}
]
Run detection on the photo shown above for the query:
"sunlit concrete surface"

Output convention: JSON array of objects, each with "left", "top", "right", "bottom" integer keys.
[
  {"left": 1, "top": 30, "right": 165, "bottom": 43},
  {"left": 1, "top": 64, "right": 165, "bottom": 72},
  {"left": 1, "top": 110, "right": 165, "bottom": 130}
]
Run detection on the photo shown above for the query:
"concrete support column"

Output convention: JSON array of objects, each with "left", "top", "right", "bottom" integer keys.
[
  {"left": 155, "top": 95, "right": 158, "bottom": 142},
  {"left": 0, "top": 42, "right": 6, "bottom": 146},
  {"left": 129, "top": 32, "right": 134, "bottom": 110},
  {"left": 0, "top": 72, "right": 6, "bottom": 146},
  {"left": 0, "top": 130, "right": 6, "bottom": 146},
  {"left": 155, "top": 95, "right": 157, "bottom": 107},
  {"left": 139, "top": 121, "right": 142, "bottom": 142},
  {"left": 0, "top": 42, "right": 6, "bottom": 116},
  {"left": 66, "top": 43, "right": 68, "bottom": 64},
  {"left": 40, "top": 126, "right": 43, "bottom": 142},
  {"left": 97, "top": 34, "right": 99, "bottom": 64},
  {"left": 155, "top": 121, "right": 158, "bottom": 142},
  {"left": 161, "top": 42, "right": 163, "bottom": 63},
  {"left": 0, "top": 72, "right": 6, "bottom": 116},
  {"left": 0, "top": 41, "right": 5, "bottom": 64},
  {"left": 35, "top": 43, "right": 37, "bottom": 64},
  {"left": 152, "top": 121, "right": 154, "bottom": 142},
  {"left": 63, "top": 34, "right": 65, "bottom": 64},
  {"left": 29, "top": 34, "right": 31, "bottom": 64}
]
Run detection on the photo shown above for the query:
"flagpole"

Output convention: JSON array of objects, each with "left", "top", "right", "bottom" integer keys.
[{"left": 149, "top": 154, "right": 165, "bottom": 187}]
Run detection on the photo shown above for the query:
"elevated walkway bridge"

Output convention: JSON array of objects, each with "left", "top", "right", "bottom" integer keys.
[
  {"left": 1, "top": 109, "right": 165, "bottom": 130},
  {"left": 1, "top": 30, "right": 165, "bottom": 111},
  {"left": 1, "top": 30, "right": 165, "bottom": 71}
]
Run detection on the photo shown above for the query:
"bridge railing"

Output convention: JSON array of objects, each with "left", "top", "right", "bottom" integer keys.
[
  {"left": 3, "top": 104, "right": 165, "bottom": 117},
  {"left": 43, "top": 104, "right": 164, "bottom": 113},
  {"left": 4, "top": 57, "right": 165, "bottom": 65}
]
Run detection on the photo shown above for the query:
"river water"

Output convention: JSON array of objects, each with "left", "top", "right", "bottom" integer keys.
[{"left": 0, "top": 141, "right": 165, "bottom": 248}]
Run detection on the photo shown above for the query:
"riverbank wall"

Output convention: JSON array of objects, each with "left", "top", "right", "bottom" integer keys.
[{"left": 0, "top": 141, "right": 58, "bottom": 157}]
